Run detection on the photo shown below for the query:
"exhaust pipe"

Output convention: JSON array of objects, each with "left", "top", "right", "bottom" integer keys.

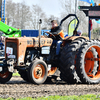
[{"left": 39, "top": 19, "right": 42, "bottom": 48}]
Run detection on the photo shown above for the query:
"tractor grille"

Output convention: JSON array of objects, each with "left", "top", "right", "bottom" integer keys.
[{"left": 6, "top": 42, "right": 17, "bottom": 60}]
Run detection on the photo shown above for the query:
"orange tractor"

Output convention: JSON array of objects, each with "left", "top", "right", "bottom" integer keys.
[
  {"left": 0, "top": 5, "right": 100, "bottom": 84},
  {"left": 0, "top": 14, "right": 87, "bottom": 84}
]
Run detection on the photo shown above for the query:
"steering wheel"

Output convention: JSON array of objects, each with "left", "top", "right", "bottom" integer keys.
[{"left": 43, "top": 32, "right": 56, "bottom": 39}]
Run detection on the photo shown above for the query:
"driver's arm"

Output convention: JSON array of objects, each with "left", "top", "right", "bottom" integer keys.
[{"left": 45, "top": 31, "right": 51, "bottom": 34}]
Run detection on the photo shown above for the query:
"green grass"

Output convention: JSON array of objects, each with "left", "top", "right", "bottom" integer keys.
[
  {"left": 13, "top": 72, "right": 20, "bottom": 76},
  {"left": 0, "top": 94, "right": 100, "bottom": 100}
]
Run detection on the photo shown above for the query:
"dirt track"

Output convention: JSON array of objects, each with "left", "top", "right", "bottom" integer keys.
[{"left": 0, "top": 76, "right": 100, "bottom": 98}]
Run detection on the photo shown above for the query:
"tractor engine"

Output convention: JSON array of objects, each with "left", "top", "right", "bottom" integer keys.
[{"left": 5, "top": 37, "right": 53, "bottom": 67}]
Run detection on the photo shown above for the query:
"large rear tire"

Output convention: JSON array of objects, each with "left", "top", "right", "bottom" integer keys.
[
  {"left": 28, "top": 59, "right": 48, "bottom": 84},
  {"left": 59, "top": 38, "right": 86, "bottom": 84},
  {"left": 76, "top": 40, "right": 100, "bottom": 84}
]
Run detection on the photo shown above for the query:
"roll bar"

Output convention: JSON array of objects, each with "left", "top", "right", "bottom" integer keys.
[{"left": 59, "top": 14, "right": 79, "bottom": 31}]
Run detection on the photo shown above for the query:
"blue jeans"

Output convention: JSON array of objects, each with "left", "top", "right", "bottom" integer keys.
[
  {"left": 52, "top": 40, "right": 62, "bottom": 55},
  {"left": 56, "top": 40, "right": 62, "bottom": 55}
]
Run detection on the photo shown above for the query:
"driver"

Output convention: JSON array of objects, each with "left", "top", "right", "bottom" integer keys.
[
  {"left": 46, "top": 20, "right": 64, "bottom": 58},
  {"left": 46, "top": 20, "right": 64, "bottom": 40}
]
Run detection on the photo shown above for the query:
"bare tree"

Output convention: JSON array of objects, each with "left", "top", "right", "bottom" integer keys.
[
  {"left": 15, "top": 3, "right": 21, "bottom": 28},
  {"left": 30, "top": 4, "right": 48, "bottom": 30},
  {"left": 6, "top": 0, "right": 14, "bottom": 25},
  {"left": 20, "top": 2, "right": 31, "bottom": 29},
  {"left": 5, "top": 0, "right": 60, "bottom": 30},
  {"left": 6, "top": 0, "right": 32, "bottom": 29}
]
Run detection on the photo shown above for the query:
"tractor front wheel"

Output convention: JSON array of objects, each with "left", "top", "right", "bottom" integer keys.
[{"left": 28, "top": 59, "right": 48, "bottom": 84}]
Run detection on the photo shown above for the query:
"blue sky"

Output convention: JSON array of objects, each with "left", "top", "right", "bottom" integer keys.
[{"left": 12, "top": 0, "right": 62, "bottom": 17}]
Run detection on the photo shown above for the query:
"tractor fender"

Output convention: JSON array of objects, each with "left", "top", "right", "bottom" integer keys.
[
  {"left": 62, "top": 36, "right": 89, "bottom": 46},
  {"left": 63, "top": 36, "right": 89, "bottom": 41}
]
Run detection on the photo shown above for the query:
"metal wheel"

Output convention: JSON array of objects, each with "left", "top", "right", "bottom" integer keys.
[
  {"left": 76, "top": 40, "right": 100, "bottom": 84},
  {"left": 28, "top": 59, "right": 48, "bottom": 84},
  {"left": 0, "top": 70, "right": 12, "bottom": 83},
  {"left": 33, "top": 64, "right": 46, "bottom": 79}
]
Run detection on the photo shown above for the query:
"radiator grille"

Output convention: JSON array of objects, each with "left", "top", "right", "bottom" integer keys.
[{"left": 6, "top": 42, "right": 17, "bottom": 60}]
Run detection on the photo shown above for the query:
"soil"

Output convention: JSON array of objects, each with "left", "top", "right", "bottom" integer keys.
[{"left": 0, "top": 76, "right": 100, "bottom": 98}]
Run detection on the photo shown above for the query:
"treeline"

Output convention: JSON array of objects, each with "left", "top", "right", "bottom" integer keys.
[
  {"left": 5, "top": 0, "right": 100, "bottom": 33},
  {"left": 6, "top": 0, "right": 59, "bottom": 30}
]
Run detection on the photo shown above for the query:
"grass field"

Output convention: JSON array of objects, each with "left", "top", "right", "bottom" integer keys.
[
  {"left": 0, "top": 94, "right": 100, "bottom": 100},
  {"left": 13, "top": 72, "right": 20, "bottom": 76}
]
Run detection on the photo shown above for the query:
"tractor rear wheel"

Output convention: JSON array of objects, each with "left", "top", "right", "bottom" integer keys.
[
  {"left": 59, "top": 38, "right": 87, "bottom": 84},
  {"left": 28, "top": 59, "right": 48, "bottom": 84},
  {"left": 76, "top": 40, "right": 100, "bottom": 84},
  {"left": 0, "top": 69, "right": 12, "bottom": 83}
]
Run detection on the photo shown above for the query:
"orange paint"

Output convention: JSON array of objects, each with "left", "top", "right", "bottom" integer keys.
[{"left": 33, "top": 64, "right": 45, "bottom": 80}]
